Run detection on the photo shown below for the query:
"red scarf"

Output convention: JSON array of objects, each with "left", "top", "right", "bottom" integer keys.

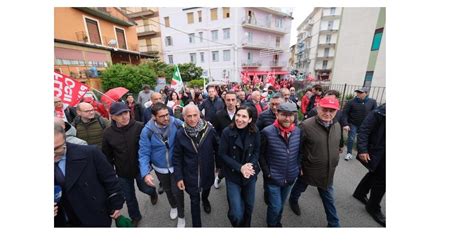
[{"left": 273, "top": 119, "right": 295, "bottom": 141}]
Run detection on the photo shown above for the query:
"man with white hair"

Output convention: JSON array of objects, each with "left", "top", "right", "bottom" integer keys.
[
  {"left": 173, "top": 104, "right": 219, "bottom": 227},
  {"left": 244, "top": 90, "right": 265, "bottom": 119}
]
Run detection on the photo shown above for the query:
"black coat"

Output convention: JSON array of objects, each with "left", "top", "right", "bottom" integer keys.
[
  {"left": 357, "top": 104, "right": 386, "bottom": 172},
  {"left": 199, "top": 97, "right": 225, "bottom": 122},
  {"left": 173, "top": 122, "right": 219, "bottom": 193},
  {"left": 55, "top": 143, "right": 124, "bottom": 227},
  {"left": 218, "top": 126, "right": 260, "bottom": 186},
  {"left": 102, "top": 119, "right": 144, "bottom": 178},
  {"left": 256, "top": 109, "right": 276, "bottom": 131},
  {"left": 211, "top": 108, "right": 235, "bottom": 138},
  {"left": 341, "top": 96, "right": 377, "bottom": 127}
]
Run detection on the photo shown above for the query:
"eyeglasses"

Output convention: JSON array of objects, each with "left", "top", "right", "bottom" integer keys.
[{"left": 156, "top": 113, "right": 169, "bottom": 119}]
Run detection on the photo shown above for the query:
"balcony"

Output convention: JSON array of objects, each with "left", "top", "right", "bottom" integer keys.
[
  {"left": 241, "top": 17, "right": 289, "bottom": 35},
  {"left": 254, "top": 7, "right": 292, "bottom": 17},
  {"left": 74, "top": 7, "right": 135, "bottom": 27},
  {"left": 139, "top": 44, "right": 160, "bottom": 54},
  {"left": 125, "top": 8, "right": 156, "bottom": 18},
  {"left": 241, "top": 38, "right": 284, "bottom": 51},
  {"left": 270, "top": 61, "right": 287, "bottom": 68},
  {"left": 318, "top": 41, "right": 336, "bottom": 47},
  {"left": 137, "top": 24, "right": 160, "bottom": 37},
  {"left": 317, "top": 52, "right": 335, "bottom": 59},
  {"left": 320, "top": 27, "right": 339, "bottom": 33},
  {"left": 242, "top": 61, "right": 262, "bottom": 68},
  {"left": 321, "top": 11, "right": 341, "bottom": 20}
]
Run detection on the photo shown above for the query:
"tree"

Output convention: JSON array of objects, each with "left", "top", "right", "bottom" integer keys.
[
  {"left": 100, "top": 63, "right": 157, "bottom": 94},
  {"left": 177, "top": 63, "right": 203, "bottom": 82}
]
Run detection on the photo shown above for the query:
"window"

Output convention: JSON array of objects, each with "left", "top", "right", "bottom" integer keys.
[
  {"left": 212, "top": 51, "right": 219, "bottom": 62},
  {"left": 247, "top": 52, "right": 253, "bottom": 63},
  {"left": 199, "top": 32, "right": 203, "bottom": 42},
  {"left": 211, "top": 30, "right": 218, "bottom": 41},
  {"left": 223, "top": 7, "right": 230, "bottom": 18},
  {"left": 371, "top": 28, "right": 384, "bottom": 51},
  {"left": 330, "top": 7, "right": 336, "bottom": 15},
  {"left": 275, "top": 18, "right": 283, "bottom": 28},
  {"left": 322, "top": 60, "right": 328, "bottom": 69},
  {"left": 189, "top": 33, "right": 195, "bottom": 44},
  {"left": 363, "top": 71, "right": 374, "bottom": 87},
  {"left": 198, "top": 10, "right": 202, "bottom": 22},
  {"left": 245, "top": 31, "right": 253, "bottom": 42},
  {"left": 324, "top": 48, "right": 330, "bottom": 56},
  {"left": 165, "top": 36, "right": 173, "bottom": 46},
  {"left": 168, "top": 55, "right": 174, "bottom": 64},
  {"left": 223, "top": 28, "right": 230, "bottom": 39},
  {"left": 210, "top": 8, "right": 218, "bottom": 21},
  {"left": 326, "top": 34, "right": 331, "bottom": 43},
  {"left": 187, "top": 12, "right": 194, "bottom": 24},
  {"left": 164, "top": 17, "right": 170, "bottom": 27},
  {"left": 200, "top": 52, "right": 205, "bottom": 63},
  {"left": 115, "top": 27, "right": 127, "bottom": 49},
  {"left": 85, "top": 18, "right": 101, "bottom": 44},
  {"left": 223, "top": 50, "right": 230, "bottom": 61},
  {"left": 328, "top": 20, "right": 334, "bottom": 30},
  {"left": 190, "top": 53, "right": 196, "bottom": 64},
  {"left": 276, "top": 37, "right": 281, "bottom": 48}
]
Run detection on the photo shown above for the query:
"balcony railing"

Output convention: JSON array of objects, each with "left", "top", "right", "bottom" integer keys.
[
  {"left": 139, "top": 44, "right": 160, "bottom": 53},
  {"left": 242, "top": 61, "right": 262, "bottom": 67},
  {"left": 241, "top": 17, "right": 289, "bottom": 34},
  {"left": 241, "top": 38, "right": 283, "bottom": 51},
  {"left": 137, "top": 24, "right": 160, "bottom": 37},
  {"left": 124, "top": 8, "right": 156, "bottom": 18},
  {"left": 270, "top": 61, "right": 287, "bottom": 67}
]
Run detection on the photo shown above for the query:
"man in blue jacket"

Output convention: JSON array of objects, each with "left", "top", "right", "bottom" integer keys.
[
  {"left": 173, "top": 104, "right": 219, "bottom": 227},
  {"left": 139, "top": 102, "right": 186, "bottom": 227},
  {"left": 260, "top": 102, "right": 301, "bottom": 227}
]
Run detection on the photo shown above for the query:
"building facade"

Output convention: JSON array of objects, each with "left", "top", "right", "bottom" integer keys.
[
  {"left": 54, "top": 7, "right": 145, "bottom": 89},
  {"left": 295, "top": 7, "right": 342, "bottom": 81},
  {"left": 121, "top": 7, "right": 163, "bottom": 60},
  {"left": 331, "top": 7, "right": 386, "bottom": 88},
  {"left": 158, "top": 7, "right": 293, "bottom": 82}
]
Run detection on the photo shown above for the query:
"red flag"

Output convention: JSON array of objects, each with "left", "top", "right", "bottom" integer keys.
[{"left": 54, "top": 72, "right": 90, "bottom": 107}]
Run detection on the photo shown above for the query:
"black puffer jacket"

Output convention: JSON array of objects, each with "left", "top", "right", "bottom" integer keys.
[
  {"left": 102, "top": 119, "right": 144, "bottom": 178},
  {"left": 357, "top": 104, "right": 386, "bottom": 172}
]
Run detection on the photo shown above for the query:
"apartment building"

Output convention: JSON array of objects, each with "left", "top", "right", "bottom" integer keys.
[
  {"left": 54, "top": 7, "right": 151, "bottom": 89},
  {"left": 159, "top": 7, "right": 293, "bottom": 82},
  {"left": 121, "top": 7, "right": 163, "bottom": 59}
]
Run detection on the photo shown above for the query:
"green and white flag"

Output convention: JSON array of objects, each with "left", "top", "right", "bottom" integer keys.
[{"left": 171, "top": 64, "right": 183, "bottom": 92}]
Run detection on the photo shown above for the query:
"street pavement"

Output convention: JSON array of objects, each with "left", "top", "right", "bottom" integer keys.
[{"left": 119, "top": 150, "right": 385, "bottom": 228}]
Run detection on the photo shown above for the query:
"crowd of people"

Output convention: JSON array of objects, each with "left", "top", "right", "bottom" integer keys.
[{"left": 53, "top": 81, "right": 386, "bottom": 228}]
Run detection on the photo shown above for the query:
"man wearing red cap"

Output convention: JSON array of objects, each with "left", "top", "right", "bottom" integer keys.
[{"left": 288, "top": 97, "right": 342, "bottom": 227}]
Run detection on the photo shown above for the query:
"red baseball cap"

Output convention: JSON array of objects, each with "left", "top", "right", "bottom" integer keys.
[{"left": 318, "top": 97, "right": 340, "bottom": 110}]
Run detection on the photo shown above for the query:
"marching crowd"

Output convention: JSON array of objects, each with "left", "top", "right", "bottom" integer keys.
[{"left": 53, "top": 82, "right": 386, "bottom": 228}]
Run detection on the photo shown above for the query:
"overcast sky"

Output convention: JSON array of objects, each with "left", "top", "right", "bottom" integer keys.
[{"left": 286, "top": 7, "right": 315, "bottom": 46}]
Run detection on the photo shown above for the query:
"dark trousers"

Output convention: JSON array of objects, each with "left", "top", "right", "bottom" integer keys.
[
  {"left": 354, "top": 158, "right": 386, "bottom": 211},
  {"left": 187, "top": 188, "right": 211, "bottom": 227},
  {"left": 118, "top": 174, "right": 156, "bottom": 220},
  {"left": 155, "top": 171, "right": 185, "bottom": 218},
  {"left": 289, "top": 175, "right": 308, "bottom": 203}
]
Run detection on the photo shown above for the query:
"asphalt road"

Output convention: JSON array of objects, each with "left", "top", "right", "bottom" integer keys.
[{"left": 118, "top": 149, "right": 385, "bottom": 228}]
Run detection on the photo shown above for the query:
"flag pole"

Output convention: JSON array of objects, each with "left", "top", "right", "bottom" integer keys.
[{"left": 91, "top": 88, "right": 117, "bottom": 103}]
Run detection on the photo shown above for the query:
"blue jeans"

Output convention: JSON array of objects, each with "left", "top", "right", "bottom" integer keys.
[
  {"left": 346, "top": 124, "right": 358, "bottom": 154},
  {"left": 225, "top": 177, "right": 257, "bottom": 227},
  {"left": 266, "top": 182, "right": 294, "bottom": 227},
  {"left": 118, "top": 174, "right": 156, "bottom": 220},
  {"left": 318, "top": 185, "right": 340, "bottom": 227}
]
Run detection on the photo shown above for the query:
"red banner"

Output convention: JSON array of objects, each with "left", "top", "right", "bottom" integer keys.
[{"left": 54, "top": 72, "right": 90, "bottom": 107}]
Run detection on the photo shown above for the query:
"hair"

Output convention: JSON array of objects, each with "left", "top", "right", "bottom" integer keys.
[
  {"left": 324, "top": 89, "right": 340, "bottom": 98},
  {"left": 313, "top": 85, "right": 323, "bottom": 91},
  {"left": 224, "top": 91, "right": 236, "bottom": 98},
  {"left": 271, "top": 93, "right": 282, "bottom": 99},
  {"left": 143, "top": 84, "right": 150, "bottom": 90},
  {"left": 182, "top": 103, "right": 200, "bottom": 116},
  {"left": 170, "top": 91, "right": 180, "bottom": 100},
  {"left": 151, "top": 102, "right": 168, "bottom": 116},
  {"left": 207, "top": 85, "right": 217, "bottom": 91},
  {"left": 229, "top": 105, "right": 257, "bottom": 134},
  {"left": 268, "top": 86, "right": 275, "bottom": 91},
  {"left": 54, "top": 121, "right": 66, "bottom": 139}
]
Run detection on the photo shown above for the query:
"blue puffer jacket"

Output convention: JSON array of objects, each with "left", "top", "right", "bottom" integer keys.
[
  {"left": 259, "top": 125, "right": 301, "bottom": 186},
  {"left": 173, "top": 122, "right": 219, "bottom": 193},
  {"left": 138, "top": 117, "right": 183, "bottom": 178}
]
